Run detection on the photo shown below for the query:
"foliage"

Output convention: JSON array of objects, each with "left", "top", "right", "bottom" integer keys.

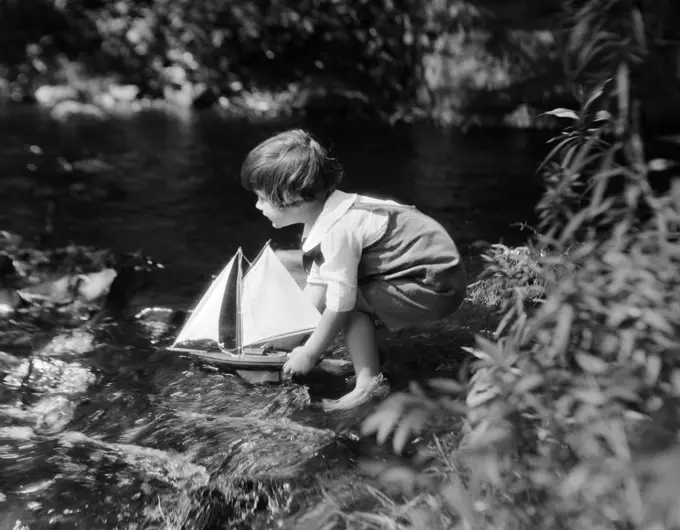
[
  {"left": 0, "top": 0, "right": 420, "bottom": 110},
  {"left": 2, "top": 0, "right": 678, "bottom": 126},
  {"left": 358, "top": 1, "right": 680, "bottom": 529},
  {"left": 0, "top": 0, "right": 571, "bottom": 123},
  {"left": 466, "top": 242, "right": 547, "bottom": 314}
]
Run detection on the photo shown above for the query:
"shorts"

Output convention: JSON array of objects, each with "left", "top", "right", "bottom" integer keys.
[{"left": 355, "top": 268, "right": 467, "bottom": 330}]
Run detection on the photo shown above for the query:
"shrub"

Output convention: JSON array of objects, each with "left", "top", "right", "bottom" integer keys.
[{"left": 357, "top": 1, "right": 680, "bottom": 529}]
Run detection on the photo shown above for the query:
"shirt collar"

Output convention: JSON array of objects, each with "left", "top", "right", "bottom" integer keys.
[{"left": 301, "top": 190, "right": 357, "bottom": 252}]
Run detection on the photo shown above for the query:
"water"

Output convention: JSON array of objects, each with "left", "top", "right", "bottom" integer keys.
[{"left": 0, "top": 105, "right": 547, "bottom": 529}]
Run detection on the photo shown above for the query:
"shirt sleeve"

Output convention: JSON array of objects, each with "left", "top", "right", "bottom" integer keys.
[
  {"left": 306, "top": 261, "right": 325, "bottom": 286},
  {"left": 318, "top": 222, "right": 362, "bottom": 312}
]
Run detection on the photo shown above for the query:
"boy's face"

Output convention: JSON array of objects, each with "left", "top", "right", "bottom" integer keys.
[{"left": 254, "top": 191, "right": 302, "bottom": 228}]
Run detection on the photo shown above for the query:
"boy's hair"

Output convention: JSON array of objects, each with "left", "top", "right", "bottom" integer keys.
[{"left": 240, "top": 129, "right": 343, "bottom": 208}]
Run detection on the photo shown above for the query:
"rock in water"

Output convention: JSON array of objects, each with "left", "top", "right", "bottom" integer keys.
[
  {"left": 0, "top": 350, "right": 22, "bottom": 372},
  {"left": 0, "top": 288, "right": 21, "bottom": 316},
  {"left": 50, "top": 100, "right": 105, "bottom": 121},
  {"left": 75, "top": 269, "right": 118, "bottom": 302},
  {"left": 31, "top": 395, "right": 78, "bottom": 434},
  {"left": 19, "top": 269, "right": 118, "bottom": 305}
]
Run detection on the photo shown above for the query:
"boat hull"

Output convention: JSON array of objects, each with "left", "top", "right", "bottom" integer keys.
[
  {"left": 167, "top": 346, "right": 288, "bottom": 370},
  {"left": 167, "top": 346, "right": 354, "bottom": 378}
]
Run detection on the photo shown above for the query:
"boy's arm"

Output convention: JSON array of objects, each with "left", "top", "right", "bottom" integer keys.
[
  {"left": 283, "top": 307, "right": 349, "bottom": 375},
  {"left": 300, "top": 308, "right": 350, "bottom": 361},
  {"left": 304, "top": 283, "right": 326, "bottom": 313},
  {"left": 302, "top": 283, "right": 342, "bottom": 358},
  {"left": 285, "top": 222, "right": 361, "bottom": 372}
]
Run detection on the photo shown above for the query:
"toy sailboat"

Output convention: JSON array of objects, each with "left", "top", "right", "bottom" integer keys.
[{"left": 168, "top": 242, "right": 351, "bottom": 379}]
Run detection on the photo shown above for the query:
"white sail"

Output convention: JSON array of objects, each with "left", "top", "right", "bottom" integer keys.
[
  {"left": 240, "top": 245, "right": 321, "bottom": 347},
  {"left": 171, "top": 254, "right": 237, "bottom": 347}
]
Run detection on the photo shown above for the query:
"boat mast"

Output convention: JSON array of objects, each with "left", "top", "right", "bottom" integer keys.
[
  {"left": 247, "top": 239, "right": 271, "bottom": 266},
  {"left": 236, "top": 248, "right": 244, "bottom": 356}
]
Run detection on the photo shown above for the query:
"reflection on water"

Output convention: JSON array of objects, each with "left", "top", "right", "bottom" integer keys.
[{"left": 0, "top": 106, "right": 547, "bottom": 528}]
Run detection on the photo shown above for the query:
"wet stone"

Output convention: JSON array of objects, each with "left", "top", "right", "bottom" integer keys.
[
  {"left": 0, "top": 288, "right": 21, "bottom": 316},
  {"left": 0, "top": 426, "right": 35, "bottom": 441},
  {"left": 123, "top": 411, "right": 353, "bottom": 479},
  {"left": 2, "top": 357, "right": 96, "bottom": 395},
  {"left": 31, "top": 395, "right": 78, "bottom": 434},
  {"left": 1, "top": 430, "right": 211, "bottom": 529},
  {"left": 34, "top": 329, "right": 96, "bottom": 358},
  {"left": 0, "top": 351, "right": 22, "bottom": 372}
]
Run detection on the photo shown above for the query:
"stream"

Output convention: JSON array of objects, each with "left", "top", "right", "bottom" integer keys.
[{"left": 0, "top": 105, "right": 547, "bottom": 529}]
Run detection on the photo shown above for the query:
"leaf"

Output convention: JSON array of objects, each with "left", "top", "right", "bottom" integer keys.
[
  {"left": 427, "top": 377, "right": 464, "bottom": 395},
  {"left": 572, "top": 389, "right": 607, "bottom": 405},
  {"left": 645, "top": 354, "right": 662, "bottom": 385},
  {"left": 461, "top": 422, "right": 513, "bottom": 454},
  {"left": 568, "top": 18, "right": 590, "bottom": 54},
  {"left": 360, "top": 460, "right": 421, "bottom": 497},
  {"left": 495, "top": 305, "right": 516, "bottom": 337},
  {"left": 559, "top": 208, "right": 589, "bottom": 244},
  {"left": 571, "top": 129, "right": 603, "bottom": 175},
  {"left": 607, "top": 305, "right": 630, "bottom": 327},
  {"left": 540, "top": 136, "right": 577, "bottom": 171},
  {"left": 440, "top": 476, "right": 479, "bottom": 528},
  {"left": 643, "top": 311, "right": 673, "bottom": 334},
  {"left": 594, "top": 110, "right": 612, "bottom": 122},
  {"left": 617, "top": 329, "right": 636, "bottom": 362},
  {"left": 634, "top": 448, "right": 680, "bottom": 524},
  {"left": 438, "top": 397, "right": 468, "bottom": 416},
  {"left": 671, "top": 369, "right": 680, "bottom": 396},
  {"left": 392, "top": 407, "right": 429, "bottom": 455},
  {"left": 543, "top": 108, "right": 579, "bottom": 120},
  {"left": 550, "top": 304, "right": 574, "bottom": 358},
  {"left": 474, "top": 336, "right": 506, "bottom": 364},
  {"left": 575, "top": 352, "right": 609, "bottom": 374},
  {"left": 625, "top": 186, "right": 641, "bottom": 208},
  {"left": 408, "top": 380, "right": 429, "bottom": 400},
  {"left": 466, "top": 376, "right": 501, "bottom": 409},
  {"left": 513, "top": 374, "right": 544, "bottom": 394},
  {"left": 461, "top": 346, "right": 493, "bottom": 363},
  {"left": 590, "top": 196, "right": 616, "bottom": 216},
  {"left": 583, "top": 78, "right": 610, "bottom": 109},
  {"left": 361, "top": 393, "right": 410, "bottom": 441},
  {"left": 561, "top": 464, "right": 590, "bottom": 498}
]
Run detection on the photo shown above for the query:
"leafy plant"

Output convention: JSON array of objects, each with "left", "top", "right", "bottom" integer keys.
[{"left": 357, "top": 1, "right": 680, "bottom": 529}]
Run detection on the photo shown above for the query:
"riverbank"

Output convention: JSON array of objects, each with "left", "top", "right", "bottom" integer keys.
[{"left": 2, "top": 75, "right": 562, "bottom": 130}]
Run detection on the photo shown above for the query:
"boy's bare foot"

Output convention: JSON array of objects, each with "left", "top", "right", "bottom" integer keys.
[
  {"left": 316, "top": 358, "right": 354, "bottom": 375},
  {"left": 322, "top": 373, "right": 390, "bottom": 411}
]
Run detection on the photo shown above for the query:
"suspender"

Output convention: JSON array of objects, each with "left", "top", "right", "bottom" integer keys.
[{"left": 302, "top": 244, "right": 324, "bottom": 274}]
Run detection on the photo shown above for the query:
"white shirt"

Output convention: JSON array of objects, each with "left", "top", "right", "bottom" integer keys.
[{"left": 302, "top": 190, "right": 402, "bottom": 312}]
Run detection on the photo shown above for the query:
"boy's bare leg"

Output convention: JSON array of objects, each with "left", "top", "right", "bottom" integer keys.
[
  {"left": 323, "top": 310, "right": 386, "bottom": 410},
  {"left": 346, "top": 310, "right": 381, "bottom": 388}
]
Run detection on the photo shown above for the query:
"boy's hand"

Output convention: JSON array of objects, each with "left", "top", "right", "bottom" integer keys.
[{"left": 282, "top": 346, "right": 320, "bottom": 376}]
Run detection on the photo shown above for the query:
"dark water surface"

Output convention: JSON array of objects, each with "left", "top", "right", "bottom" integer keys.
[{"left": 0, "top": 105, "right": 547, "bottom": 529}]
